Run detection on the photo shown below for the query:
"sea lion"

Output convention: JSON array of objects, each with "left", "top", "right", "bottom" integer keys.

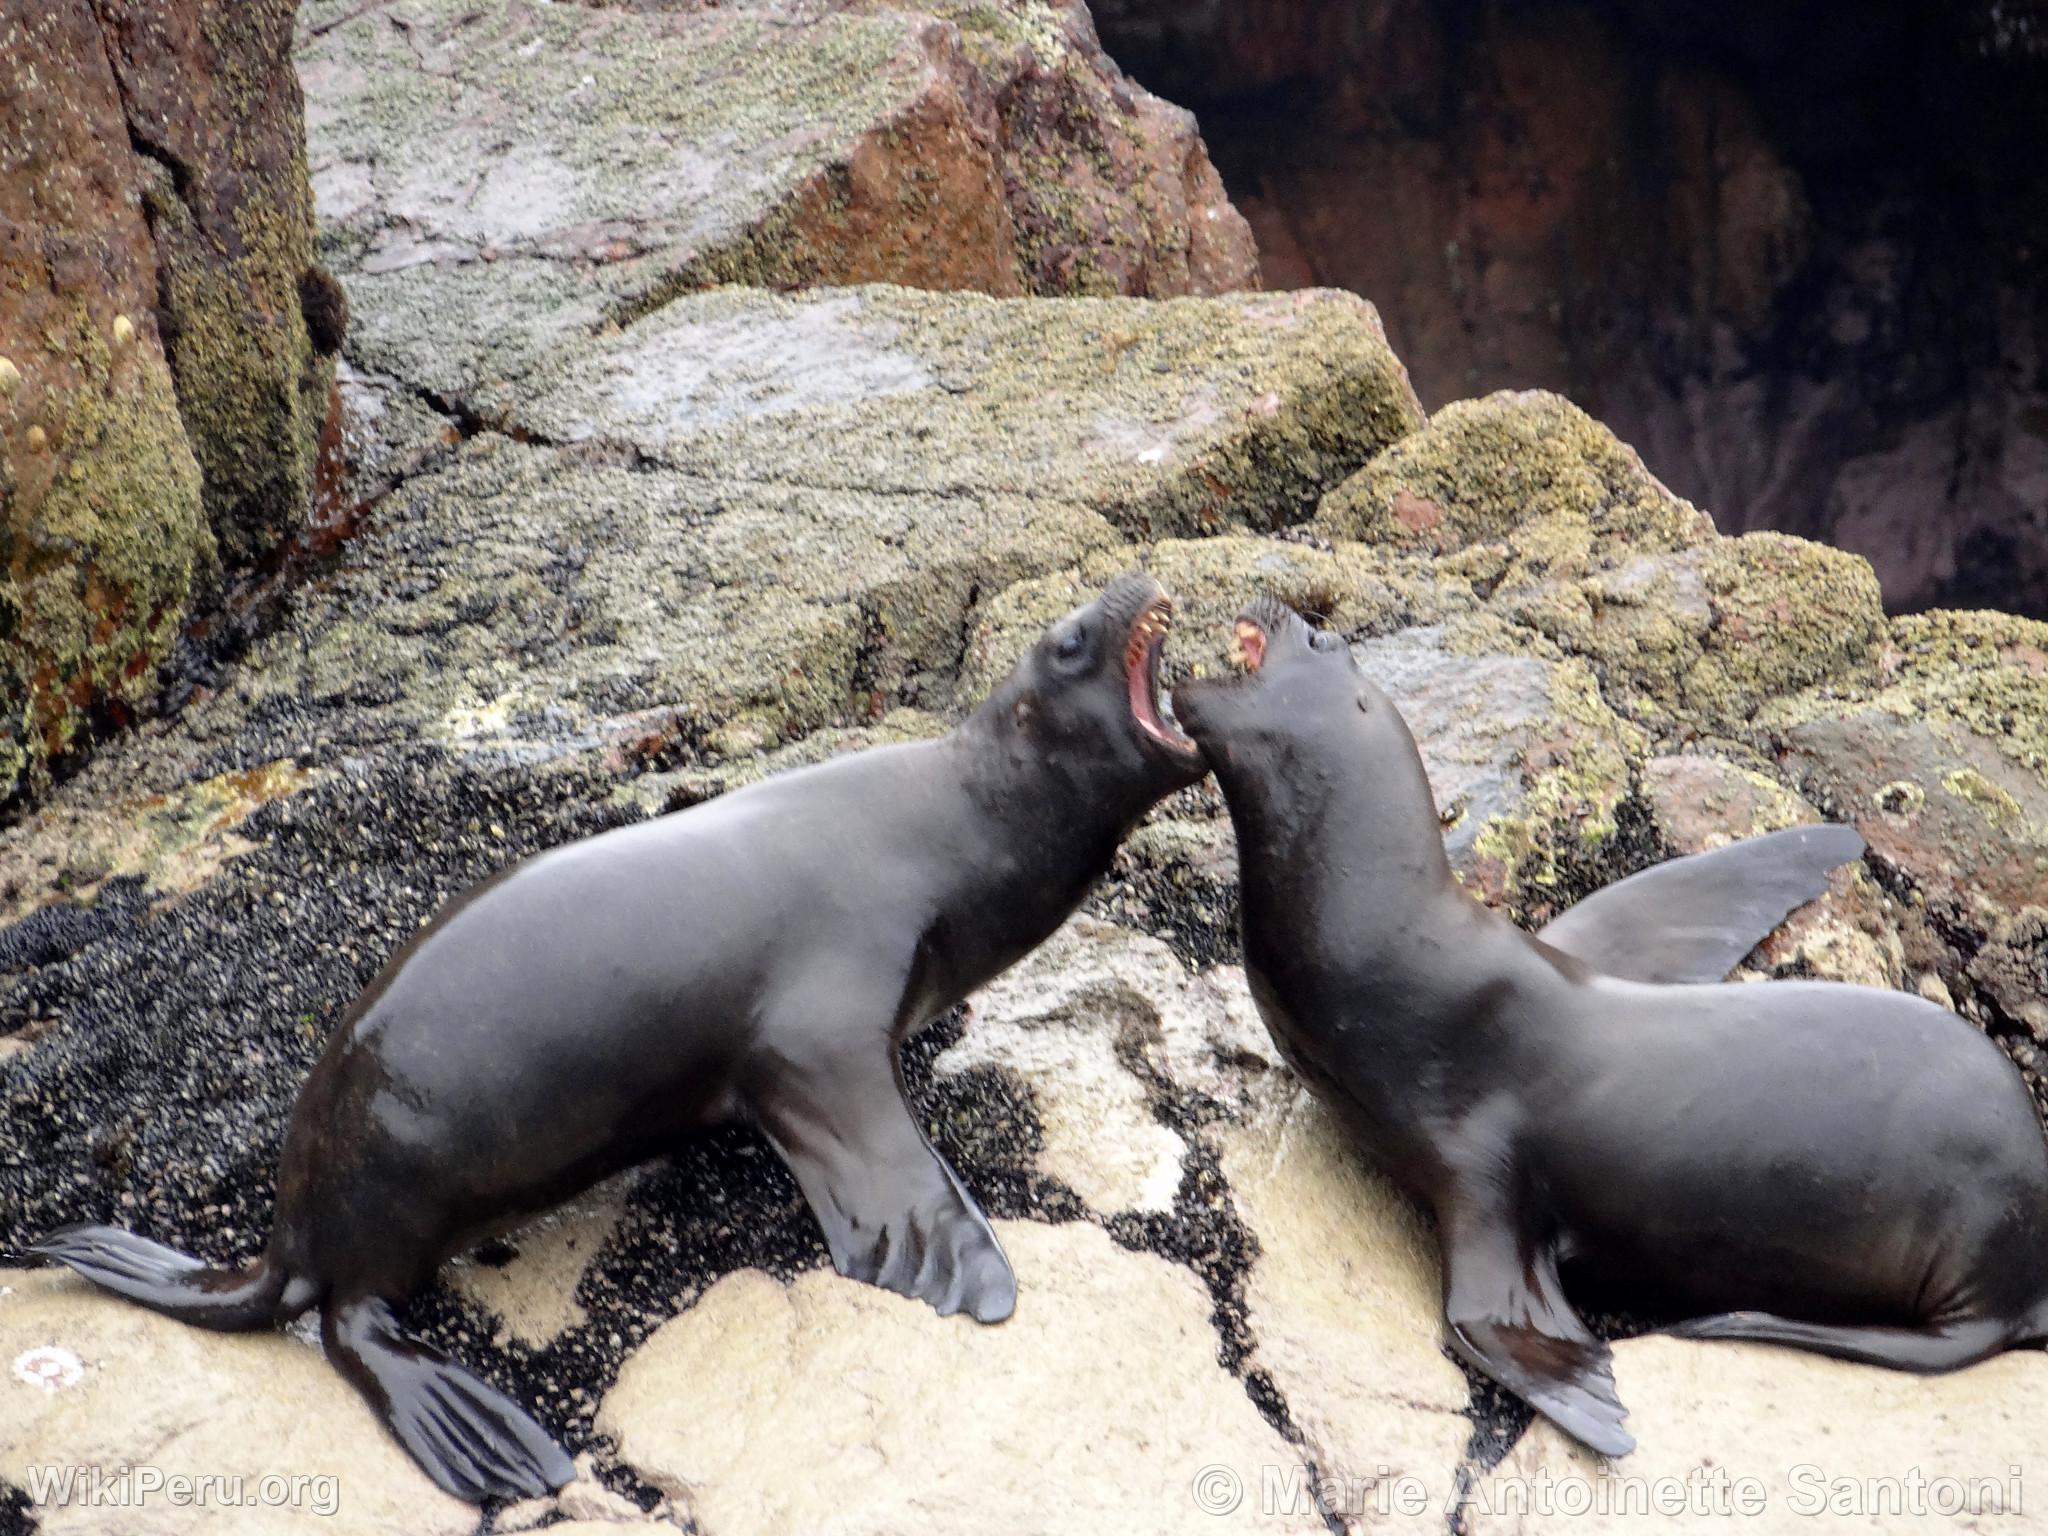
[
  {"left": 1174, "top": 596, "right": 2048, "bottom": 1457},
  {"left": 31, "top": 572, "right": 1206, "bottom": 1502}
]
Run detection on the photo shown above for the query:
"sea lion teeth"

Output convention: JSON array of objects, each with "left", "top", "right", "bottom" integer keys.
[
  {"left": 29, "top": 571, "right": 1209, "bottom": 1504},
  {"left": 1173, "top": 594, "right": 2048, "bottom": 1464}
]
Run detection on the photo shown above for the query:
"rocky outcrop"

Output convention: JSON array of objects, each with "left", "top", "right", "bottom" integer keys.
[
  {"left": 1, "top": 0, "right": 332, "bottom": 806},
  {"left": 1094, "top": 0, "right": 2048, "bottom": 619},
  {"left": 2, "top": 3, "right": 2045, "bottom": 1532},
  {"left": 302, "top": 0, "right": 1257, "bottom": 395}
]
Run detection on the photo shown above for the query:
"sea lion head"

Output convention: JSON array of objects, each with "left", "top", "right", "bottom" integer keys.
[
  {"left": 982, "top": 570, "right": 1207, "bottom": 802},
  {"left": 1172, "top": 594, "right": 1404, "bottom": 802}
]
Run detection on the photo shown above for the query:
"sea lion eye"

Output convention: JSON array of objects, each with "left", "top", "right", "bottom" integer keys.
[{"left": 1054, "top": 626, "right": 1087, "bottom": 662}]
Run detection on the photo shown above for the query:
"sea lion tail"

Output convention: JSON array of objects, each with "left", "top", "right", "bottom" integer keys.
[{"left": 27, "top": 1223, "right": 303, "bottom": 1332}]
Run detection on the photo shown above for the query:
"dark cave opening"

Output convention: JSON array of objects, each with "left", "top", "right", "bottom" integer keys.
[{"left": 1093, "top": 0, "right": 2048, "bottom": 617}]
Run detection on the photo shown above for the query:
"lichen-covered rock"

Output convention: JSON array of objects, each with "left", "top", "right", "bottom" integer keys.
[
  {"left": 1518, "top": 531, "right": 1886, "bottom": 738},
  {"left": 1765, "top": 608, "right": 2048, "bottom": 1042},
  {"left": 1358, "top": 625, "right": 1640, "bottom": 913},
  {"left": 1313, "top": 390, "right": 1710, "bottom": 559},
  {"left": 426, "top": 283, "right": 1422, "bottom": 539},
  {"left": 1311, "top": 390, "right": 1887, "bottom": 742}
]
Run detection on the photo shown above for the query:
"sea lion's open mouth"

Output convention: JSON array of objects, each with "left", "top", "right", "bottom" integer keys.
[{"left": 1126, "top": 598, "right": 1199, "bottom": 759}]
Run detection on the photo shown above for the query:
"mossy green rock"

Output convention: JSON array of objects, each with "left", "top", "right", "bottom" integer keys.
[
  {"left": 105, "top": 0, "right": 332, "bottom": 565},
  {"left": 1313, "top": 389, "right": 1711, "bottom": 559}
]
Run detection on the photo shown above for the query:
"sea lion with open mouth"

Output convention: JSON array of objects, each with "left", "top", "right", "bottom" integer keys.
[
  {"left": 1173, "top": 596, "right": 2048, "bottom": 1458},
  {"left": 31, "top": 572, "right": 1206, "bottom": 1502}
]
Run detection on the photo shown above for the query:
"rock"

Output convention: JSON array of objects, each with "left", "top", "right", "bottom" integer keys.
[
  {"left": 0, "top": 1268, "right": 472, "bottom": 1536},
  {"left": 1464, "top": 1335, "right": 2041, "bottom": 1535},
  {"left": 1315, "top": 391, "right": 1710, "bottom": 561},
  {"left": 1639, "top": 753, "right": 1909, "bottom": 989},
  {"left": 0, "top": 3, "right": 210, "bottom": 805},
  {"left": 508, "top": 286, "right": 1418, "bottom": 540},
  {"left": 1767, "top": 608, "right": 2048, "bottom": 1040},
  {"left": 598, "top": 1220, "right": 1317, "bottom": 1535},
  {"left": 1639, "top": 753, "right": 1818, "bottom": 853},
  {"left": 301, "top": 0, "right": 1259, "bottom": 416},
  {"left": 936, "top": 915, "right": 1269, "bottom": 1212},
  {"left": 1352, "top": 625, "right": 1638, "bottom": 913},
  {"left": 446, "top": 1176, "right": 635, "bottom": 1350},
  {"left": 1315, "top": 391, "right": 1886, "bottom": 741},
  {"left": 1, "top": 0, "right": 333, "bottom": 805},
  {"left": 99, "top": 0, "right": 334, "bottom": 567},
  {"left": 905, "top": 0, "right": 1263, "bottom": 297},
  {"left": 1214, "top": 1087, "right": 1475, "bottom": 1531}
]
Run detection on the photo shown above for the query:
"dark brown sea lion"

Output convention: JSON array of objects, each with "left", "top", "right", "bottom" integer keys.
[
  {"left": 31, "top": 572, "right": 1206, "bottom": 1501},
  {"left": 1173, "top": 596, "right": 2048, "bottom": 1457}
]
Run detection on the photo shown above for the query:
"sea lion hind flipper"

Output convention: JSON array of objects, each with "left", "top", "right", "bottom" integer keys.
[
  {"left": 1667, "top": 1310, "right": 2011, "bottom": 1373},
  {"left": 1535, "top": 823, "right": 1866, "bottom": 984},
  {"left": 755, "top": 1043, "right": 1017, "bottom": 1324},
  {"left": 322, "top": 1295, "right": 574, "bottom": 1503},
  {"left": 28, "top": 1223, "right": 295, "bottom": 1331},
  {"left": 1448, "top": 1318, "right": 1635, "bottom": 1457},
  {"left": 1439, "top": 1207, "right": 1634, "bottom": 1457}
]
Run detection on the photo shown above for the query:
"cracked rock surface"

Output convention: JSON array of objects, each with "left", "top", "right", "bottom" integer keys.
[{"left": 4, "top": 1, "right": 2047, "bottom": 1533}]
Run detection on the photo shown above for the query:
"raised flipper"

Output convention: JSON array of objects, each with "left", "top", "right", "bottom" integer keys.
[
  {"left": 1667, "top": 1311, "right": 2010, "bottom": 1373},
  {"left": 753, "top": 1034, "right": 1016, "bottom": 1324},
  {"left": 323, "top": 1295, "right": 574, "bottom": 1503},
  {"left": 29, "top": 1223, "right": 295, "bottom": 1332},
  {"left": 1438, "top": 1191, "right": 1634, "bottom": 1457},
  {"left": 1537, "top": 823, "right": 1866, "bottom": 984}
]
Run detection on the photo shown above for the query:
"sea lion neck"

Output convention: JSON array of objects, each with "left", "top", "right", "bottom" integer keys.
[
  {"left": 1219, "top": 692, "right": 1457, "bottom": 923},
  {"left": 952, "top": 674, "right": 1171, "bottom": 835}
]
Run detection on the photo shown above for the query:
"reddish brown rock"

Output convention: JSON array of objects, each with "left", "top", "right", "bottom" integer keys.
[{"left": 0, "top": 0, "right": 210, "bottom": 803}]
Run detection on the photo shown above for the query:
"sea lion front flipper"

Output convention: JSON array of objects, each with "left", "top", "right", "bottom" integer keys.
[
  {"left": 322, "top": 1295, "right": 574, "bottom": 1502},
  {"left": 1535, "top": 823, "right": 1866, "bottom": 984},
  {"left": 1438, "top": 1199, "right": 1634, "bottom": 1457},
  {"left": 754, "top": 1040, "right": 1017, "bottom": 1324}
]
